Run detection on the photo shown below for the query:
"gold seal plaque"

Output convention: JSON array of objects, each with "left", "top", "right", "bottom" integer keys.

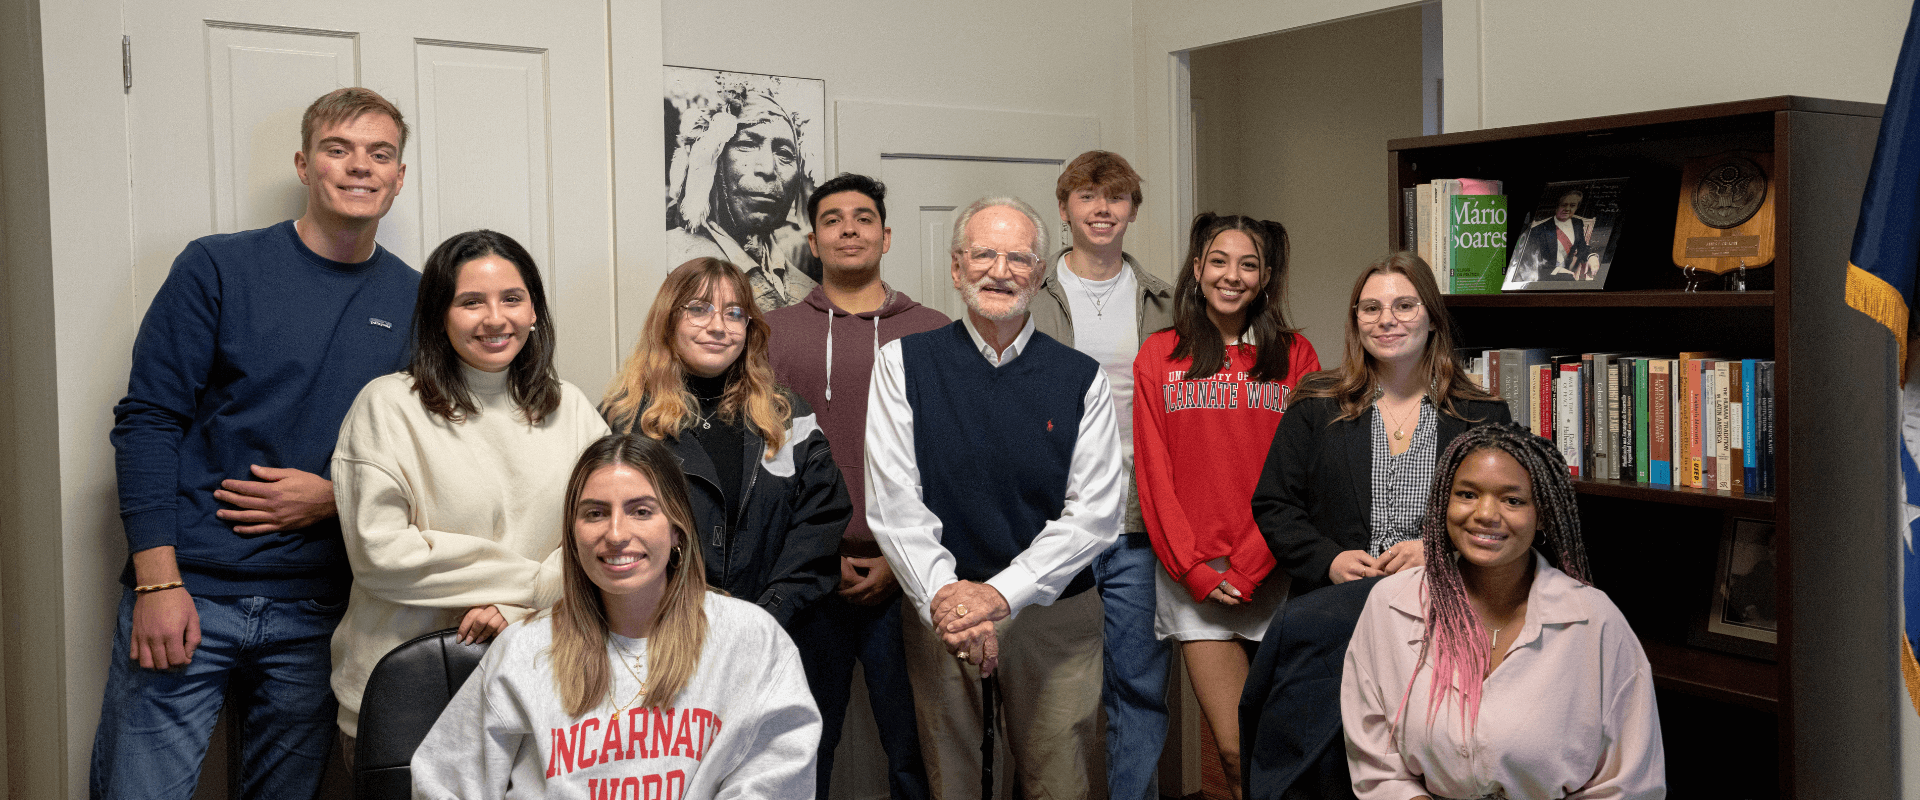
[{"left": 1672, "top": 151, "right": 1775, "bottom": 290}]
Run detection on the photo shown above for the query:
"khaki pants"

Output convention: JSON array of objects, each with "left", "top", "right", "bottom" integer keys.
[{"left": 903, "top": 588, "right": 1102, "bottom": 800}]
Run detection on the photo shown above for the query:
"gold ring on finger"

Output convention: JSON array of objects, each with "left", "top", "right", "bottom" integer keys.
[{"left": 955, "top": 603, "right": 968, "bottom": 617}]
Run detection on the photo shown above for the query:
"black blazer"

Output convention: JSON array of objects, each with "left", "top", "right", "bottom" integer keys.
[{"left": 1252, "top": 395, "right": 1512, "bottom": 595}]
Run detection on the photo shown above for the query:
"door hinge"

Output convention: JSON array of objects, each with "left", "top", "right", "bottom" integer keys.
[{"left": 122, "top": 35, "right": 131, "bottom": 92}]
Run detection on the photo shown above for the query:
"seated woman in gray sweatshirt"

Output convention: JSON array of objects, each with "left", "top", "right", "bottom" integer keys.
[{"left": 411, "top": 434, "right": 822, "bottom": 799}]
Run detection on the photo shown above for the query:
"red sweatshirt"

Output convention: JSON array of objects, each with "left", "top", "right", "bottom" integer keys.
[
  {"left": 766, "top": 284, "right": 949, "bottom": 557},
  {"left": 1133, "top": 329, "right": 1320, "bottom": 602}
]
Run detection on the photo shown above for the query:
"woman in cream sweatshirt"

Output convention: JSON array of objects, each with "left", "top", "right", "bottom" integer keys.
[{"left": 329, "top": 229, "right": 608, "bottom": 746}]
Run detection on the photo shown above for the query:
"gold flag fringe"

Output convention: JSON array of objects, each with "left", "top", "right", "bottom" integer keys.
[
  {"left": 1848, "top": 264, "right": 1912, "bottom": 384},
  {"left": 1905, "top": 634, "right": 1920, "bottom": 719}
]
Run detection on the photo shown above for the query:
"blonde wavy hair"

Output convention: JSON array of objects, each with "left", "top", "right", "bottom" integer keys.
[
  {"left": 600, "top": 258, "right": 790, "bottom": 457},
  {"left": 551, "top": 434, "right": 711, "bottom": 716}
]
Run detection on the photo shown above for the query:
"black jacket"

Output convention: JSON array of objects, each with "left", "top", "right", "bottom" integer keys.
[
  {"left": 651, "top": 391, "right": 850, "bottom": 628},
  {"left": 1252, "top": 395, "right": 1512, "bottom": 595}
]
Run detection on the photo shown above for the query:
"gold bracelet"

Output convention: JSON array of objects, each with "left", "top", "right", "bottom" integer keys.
[{"left": 133, "top": 581, "right": 184, "bottom": 594}]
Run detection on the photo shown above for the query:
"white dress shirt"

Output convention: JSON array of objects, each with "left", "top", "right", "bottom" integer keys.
[{"left": 864, "top": 314, "right": 1124, "bottom": 627}]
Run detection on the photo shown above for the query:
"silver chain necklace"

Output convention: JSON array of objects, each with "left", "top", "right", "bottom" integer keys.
[{"left": 1071, "top": 264, "right": 1123, "bottom": 317}]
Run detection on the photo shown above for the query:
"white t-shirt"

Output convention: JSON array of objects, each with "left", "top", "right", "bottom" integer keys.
[{"left": 1055, "top": 253, "right": 1138, "bottom": 468}]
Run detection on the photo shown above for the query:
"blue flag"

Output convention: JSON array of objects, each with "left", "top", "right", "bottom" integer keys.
[{"left": 1849, "top": 0, "right": 1920, "bottom": 718}]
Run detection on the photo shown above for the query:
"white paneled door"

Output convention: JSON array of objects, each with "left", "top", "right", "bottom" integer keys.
[
  {"left": 122, "top": 1, "right": 617, "bottom": 390},
  {"left": 833, "top": 100, "right": 1100, "bottom": 322}
]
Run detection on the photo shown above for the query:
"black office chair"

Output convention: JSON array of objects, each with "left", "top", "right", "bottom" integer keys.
[
  {"left": 1239, "top": 577, "right": 1382, "bottom": 800},
  {"left": 353, "top": 628, "right": 491, "bottom": 800}
]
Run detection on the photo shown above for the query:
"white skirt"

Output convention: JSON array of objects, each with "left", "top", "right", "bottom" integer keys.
[{"left": 1153, "top": 556, "right": 1289, "bottom": 642}]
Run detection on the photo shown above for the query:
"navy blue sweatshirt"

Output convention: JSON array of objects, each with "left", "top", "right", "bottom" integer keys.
[{"left": 112, "top": 220, "right": 419, "bottom": 598}]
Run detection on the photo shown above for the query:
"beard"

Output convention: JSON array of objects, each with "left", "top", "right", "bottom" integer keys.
[{"left": 960, "top": 276, "right": 1035, "bottom": 322}]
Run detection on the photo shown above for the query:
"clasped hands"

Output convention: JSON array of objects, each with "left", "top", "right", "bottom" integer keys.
[
  {"left": 1330, "top": 540, "right": 1425, "bottom": 584},
  {"left": 930, "top": 581, "right": 1009, "bottom": 677}
]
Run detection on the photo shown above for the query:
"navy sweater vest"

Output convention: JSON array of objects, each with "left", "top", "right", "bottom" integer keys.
[{"left": 901, "top": 322, "right": 1100, "bottom": 598}]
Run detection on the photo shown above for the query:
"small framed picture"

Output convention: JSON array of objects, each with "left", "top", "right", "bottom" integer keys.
[
  {"left": 1692, "top": 517, "right": 1777, "bottom": 659},
  {"left": 1502, "top": 178, "right": 1629, "bottom": 291}
]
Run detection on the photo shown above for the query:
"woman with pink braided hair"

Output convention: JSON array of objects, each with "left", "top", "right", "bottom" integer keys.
[{"left": 1340, "top": 422, "right": 1665, "bottom": 800}]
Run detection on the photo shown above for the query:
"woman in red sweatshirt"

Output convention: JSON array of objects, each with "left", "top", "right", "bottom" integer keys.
[{"left": 1133, "top": 213, "right": 1319, "bottom": 798}]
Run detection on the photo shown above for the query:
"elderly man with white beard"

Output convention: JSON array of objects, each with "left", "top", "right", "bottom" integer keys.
[{"left": 865, "top": 195, "right": 1123, "bottom": 799}]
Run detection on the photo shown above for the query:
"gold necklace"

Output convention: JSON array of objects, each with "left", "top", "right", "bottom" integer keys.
[
  {"left": 1379, "top": 395, "right": 1423, "bottom": 441},
  {"left": 604, "top": 636, "right": 648, "bottom": 715}
]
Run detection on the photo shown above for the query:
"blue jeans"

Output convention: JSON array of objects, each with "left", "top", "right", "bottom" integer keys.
[
  {"left": 1097, "top": 531, "right": 1172, "bottom": 800},
  {"left": 90, "top": 588, "right": 344, "bottom": 800},
  {"left": 790, "top": 592, "right": 929, "bottom": 800}
]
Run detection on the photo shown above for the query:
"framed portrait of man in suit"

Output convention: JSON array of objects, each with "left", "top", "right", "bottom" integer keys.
[{"left": 1502, "top": 178, "right": 1628, "bottom": 291}]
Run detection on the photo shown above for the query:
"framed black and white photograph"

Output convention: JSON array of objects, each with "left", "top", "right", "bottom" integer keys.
[
  {"left": 664, "top": 66, "right": 826, "bottom": 311},
  {"left": 1690, "top": 517, "right": 1777, "bottom": 660},
  {"left": 1502, "top": 178, "right": 1628, "bottom": 291}
]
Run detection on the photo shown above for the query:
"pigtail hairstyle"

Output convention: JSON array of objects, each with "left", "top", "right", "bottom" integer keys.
[
  {"left": 600, "top": 258, "right": 791, "bottom": 457},
  {"left": 551, "top": 434, "right": 712, "bottom": 717},
  {"left": 1168, "top": 213, "right": 1303, "bottom": 382},
  {"left": 1294, "top": 251, "right": 1497, "bottom": 421},
  {"left": 408, "top": 229, "right": 562, "bottom": 424},
  {"left": 1397, "top": 422, "right": 1592, "bottom": 738}
]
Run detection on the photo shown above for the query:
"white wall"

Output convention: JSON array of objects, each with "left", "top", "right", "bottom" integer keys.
[
  {"left": 659, "top": 0, "right": 1137, "bottom": 246},
  {"left": 1469, "top": 0, "right": 1910, "bottom": 129}
]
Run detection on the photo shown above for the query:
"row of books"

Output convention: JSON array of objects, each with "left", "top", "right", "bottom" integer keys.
[
  {"left": 1402, "top": 178, "right": 1507, "bottom": 294},
  {"left": 1461, "top": 349, "right": 1775, "bottom": 495}
]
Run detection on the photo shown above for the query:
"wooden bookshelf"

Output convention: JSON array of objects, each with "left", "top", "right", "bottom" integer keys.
[
  {"left": 1389, "top": 96, "right": 1886, "bottom": 798},
  {"left": 1572, "top": 477, "right": 1775, "bottom": 515}
]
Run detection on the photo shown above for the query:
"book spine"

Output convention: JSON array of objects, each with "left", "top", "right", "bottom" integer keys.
[
  {"left": 1487, "top": 349, "right": 1501, "bottom": 396},
  {"left": 1562, "top": 364, "right": 1583, "bottom": 477},
  {"left": 1613, "top": 361, "right": 1629, "bottom": 481},
  {"left": 1728, "top": 360, "right": 1743, "bottom": 489},
  {"left": 1691, "top": 359, "right": 1707, "bottom": 489},
  {"left": 1728, "top": 361, "right": 1744, "bottom": 495},
  {"left": 1742, "top": 358, "right": 1759, "bottom": 491},
  {"left": 1501, "top": 349, "right": 1528, "bottom": 430},
  {"left": 1633, "top": 358, "right": 1651, "bottom": 483},
  {"left": 1679, "top": 358, "right": 1698, "bottom": 489},
  {"left": 1701, "top": 362, "right": 1717, "bottom": 492},
  {"left": 1415, "top": 183, "right": 1434, "bottom": 267},
  {"left": 1434, "top": 180, "right": 1458, "bottom": 292},
  {"left": 1529, "top": 363, "right": 1544, "bottom": 437},
  {"left": 1582, "top": 353, "right": 1597, "bottom": 478},
  {"left": 1649, "top": 359, "right": 1672, "bottom": 485},
  {"left": 1760, "top": 361, "right": 1775, "bottom": 494},
  {"left": 1403, "top": 187, "right": 1417, "bottom": 251}
]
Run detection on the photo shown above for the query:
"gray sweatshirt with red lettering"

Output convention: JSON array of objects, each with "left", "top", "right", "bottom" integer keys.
[{"left": 411, "top": 593, "right": 820, "bottom": 799}]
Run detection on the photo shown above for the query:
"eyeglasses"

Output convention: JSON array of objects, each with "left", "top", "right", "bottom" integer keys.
[
  {"left": 682, "top": 300, "right": 750, "bottom": 330},
  {"left": 961, "top": 246, "right": 1045, "bottom": 274},
  {"left": 1354, "top": 298, "right": 1423, "bottom": 323}
]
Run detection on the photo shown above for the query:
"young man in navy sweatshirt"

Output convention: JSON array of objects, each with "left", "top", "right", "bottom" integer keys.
[{"left": 90, "top": 87, "right": 421, "bottom": 800}]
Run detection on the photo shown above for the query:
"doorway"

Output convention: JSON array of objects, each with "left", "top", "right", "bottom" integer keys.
[{"left": 1187, "top": 5, "right": 1429, "bottom": 362}]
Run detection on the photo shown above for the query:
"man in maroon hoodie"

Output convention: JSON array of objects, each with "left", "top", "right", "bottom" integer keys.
[{"left": 766, "top": 173, "right": 948, "bottom": 800}]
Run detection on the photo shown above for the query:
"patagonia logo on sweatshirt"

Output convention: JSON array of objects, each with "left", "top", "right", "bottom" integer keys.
[{"left": 369, "top": 318, "right": 393, "bottom": 329}]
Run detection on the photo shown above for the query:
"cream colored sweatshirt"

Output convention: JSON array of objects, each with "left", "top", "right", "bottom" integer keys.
[{"left": 329, "top": 365, "right": 609, "bottom": 736}]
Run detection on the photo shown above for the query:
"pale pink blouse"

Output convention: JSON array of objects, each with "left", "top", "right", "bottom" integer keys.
[{"left": 1341, "top": 554, "right": 1665, "bottom": 800}]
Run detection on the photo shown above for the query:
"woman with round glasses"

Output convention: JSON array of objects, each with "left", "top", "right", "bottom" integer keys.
[
  {"left": 330, "top": 230, "right": 610, "bottom": 753},
  {"left": 1133, "top": 213, "right": 1320, "bottom": 797},
  {"left": 1252, "top": 252, "right": 1510, "bottom": 595},
  {"left": 600, "top": 257, "right": 848, "bottom": 630}
]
